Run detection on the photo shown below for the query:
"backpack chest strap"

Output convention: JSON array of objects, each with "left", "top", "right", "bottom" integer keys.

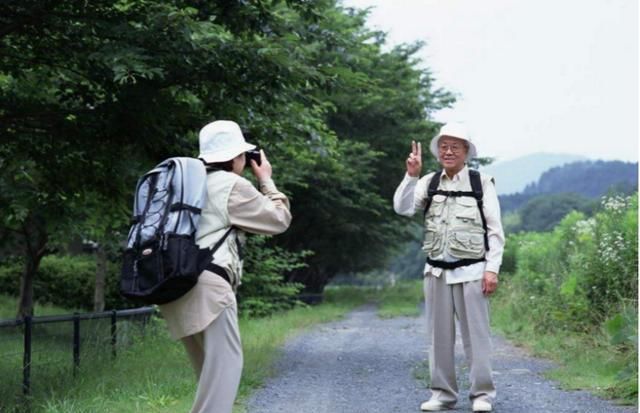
[{"left": 430, "top": 189, "right": 476, "bottom": 198}]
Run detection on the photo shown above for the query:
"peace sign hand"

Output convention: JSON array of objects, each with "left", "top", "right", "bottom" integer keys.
[{"left": 406, "top": 140, "right": 422, "bottom": 177}]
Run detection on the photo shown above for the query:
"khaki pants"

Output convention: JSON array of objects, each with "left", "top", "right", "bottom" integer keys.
[
  {"left": 423, "top": 275, "right": 495, "bottom": 404},
  {"left": 181, "top": 305, "right": 243, "bottom": 413}
]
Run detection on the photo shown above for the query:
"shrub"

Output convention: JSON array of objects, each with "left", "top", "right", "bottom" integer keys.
[
  {"left": 500, "top": 236, "right": 517, "bottom": 274},
  {"left": 0, "top": 255, "right": 130, "bottom": 314},
  {"left": 509, "top": 196, "right": 638, "bottom": 331},
  {"left": 0, "top": 236, "right": 310, "bottom": 319},
  {"left": 499, "top": 193, "right": 638, "bottom": 400},
  {"left": 237, "top": 236, "right": 308, "bottom": 318}
]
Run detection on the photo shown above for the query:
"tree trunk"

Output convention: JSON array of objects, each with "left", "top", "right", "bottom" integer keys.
[
  {"left": 17, "top": 261, "right": 36, "bottom": 319},
  {"left": 16, "top": 215, "right": 48, "bottom": 319},
  {"left": 290, "top": 266, "right": 330, "bottom": 294},
  {"left": 93, "top": 244, "right": 107, "bottom": 312}
]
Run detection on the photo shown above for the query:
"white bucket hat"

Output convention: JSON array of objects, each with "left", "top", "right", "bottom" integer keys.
[
  {"left": 429, "top": 122, "right": 478, "bottom": 161},
  {"left": 198, "top": 120, "right": 256, "bottom": 163}
]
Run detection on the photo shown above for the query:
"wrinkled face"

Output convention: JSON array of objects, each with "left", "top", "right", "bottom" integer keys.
[
  {"left": 438, "top": 136, "right": 468, "bottom": 172},
  {"left": 232, "top": 153, "right": 246, "bottom": 175}
]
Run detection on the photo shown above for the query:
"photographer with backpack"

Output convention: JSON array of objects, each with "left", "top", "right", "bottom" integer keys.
[{"left": 159, "top": 120, "right": 292, "bottom": 413}]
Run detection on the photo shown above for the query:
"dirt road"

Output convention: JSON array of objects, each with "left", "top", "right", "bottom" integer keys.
[{"left": 246, "top": 305, "right": 635, "bottom": 413}]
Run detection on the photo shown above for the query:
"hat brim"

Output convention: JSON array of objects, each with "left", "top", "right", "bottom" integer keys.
[
  {"left": 199, "top": 142, "right": 256, "bottom": 163},
  {"left": 429, "top": 135, "right": 477, "bottom": 161}
]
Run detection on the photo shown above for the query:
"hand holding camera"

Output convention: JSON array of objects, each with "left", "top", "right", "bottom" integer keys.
[
  {"left": 248, "top": 149, "right": 272, "bottom": 181},
  {"left": 246, "top": 149, "right": 262, "bottom": 166}
]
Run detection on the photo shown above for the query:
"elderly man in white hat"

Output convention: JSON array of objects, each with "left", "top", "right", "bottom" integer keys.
[
  {"left": 159, "top": 120, "right": 292, "bottom": 413},
  {"left": 393, "top": 123, "right": 505, "bottom": 412}
]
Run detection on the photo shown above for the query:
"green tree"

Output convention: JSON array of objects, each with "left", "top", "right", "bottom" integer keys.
[
  {"left": 0, "top": 0, "right": 453, "bottom": 313},
  {"left": 1, "top": 0, "right": 326, "bottom": 316},
  {"left": 275, "top": 4, "right": 453, "bottom": 292}
]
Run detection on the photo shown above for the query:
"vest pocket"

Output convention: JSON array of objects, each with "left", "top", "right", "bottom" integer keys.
[
  {"left": 448, "top": 231, "right": 485, "bottom": 259},
  {"left": 423, "top": 221, "right": 444, "bottom": 256},
  {"left": 454, "top": 196, "right": 479, "bottom": 224},
  {"left": 426, "top": 194, "right": 446, "bottom": 217}
]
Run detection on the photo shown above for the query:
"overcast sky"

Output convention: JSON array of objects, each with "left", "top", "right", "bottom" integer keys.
[{"left": 342, "top": 0, "right": 638, "bottom": 163}]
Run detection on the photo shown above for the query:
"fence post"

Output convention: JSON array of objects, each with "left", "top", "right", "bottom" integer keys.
[
  {"left": 72, "top": 314, "right": 80, "bottom": 376},
  {"left": 23, "top": 316, "right": 32, "bottom": 396},
  {"left": 111, "top": 310, "right": 117, "bottom": 359}
]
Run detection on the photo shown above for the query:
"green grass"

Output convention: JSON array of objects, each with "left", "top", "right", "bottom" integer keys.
[
  {"left": 0, "top": 294, "right": 81, "bottom": 319},
  {"left": 490, "top": 279, "right": 637, "bottom": 405},
  {"left": 8, "top": 280, "right": 633, "bottom": 409},
  {"left": 375, "top": 280, "right": 423, "bottom": 318},
  {"left": 0, "top": 287, "right": 374, "bottom": 413},
  {"left": 0, "top": 283, "right": 424, "bottom": 412},
  {"left": 323, "top": 280, "right": 424, "bottom": 318},
  {"left": 412, "top": 359, "right": 430, "bottom": 388}
]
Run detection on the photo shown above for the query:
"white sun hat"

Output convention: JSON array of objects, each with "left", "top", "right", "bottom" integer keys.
[
  {"left": 429, "top": 122, "right": 478, "bottom": 161},
  {"left": 198, "top": 120, "right": 256, "bottom": 163}
]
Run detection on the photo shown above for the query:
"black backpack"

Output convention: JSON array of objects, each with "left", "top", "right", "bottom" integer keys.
[{"left": 120, "top": 157, "right": 231, "bottom": 305}]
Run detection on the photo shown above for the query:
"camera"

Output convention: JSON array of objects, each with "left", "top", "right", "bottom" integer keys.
[{"left": 246, "top": 149, "right": 262, "bottom": 166}]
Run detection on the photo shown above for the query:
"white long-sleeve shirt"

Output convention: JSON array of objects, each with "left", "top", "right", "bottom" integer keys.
[{"left": 393, "top": 166, "right": 505, "bottom": 284}]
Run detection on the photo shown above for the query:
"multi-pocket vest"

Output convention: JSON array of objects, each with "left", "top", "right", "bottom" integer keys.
[{"left": 423, "top": 169, "right": 490, "bottom": 269}]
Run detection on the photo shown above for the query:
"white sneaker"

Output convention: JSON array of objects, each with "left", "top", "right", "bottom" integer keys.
[
  {"left": 472, "top": 399, "right": 492, "bottom": 412},
  {"left": 420, "top": 399, "right": 455, "bottom": 411}
]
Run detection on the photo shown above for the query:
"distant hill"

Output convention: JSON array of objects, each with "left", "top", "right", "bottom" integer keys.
[
  {"left": 500, "top": 160, "right": 638, "bottom": 213},
  {"left": 480, "top": 153, "right": 588, "bottom": 195}
]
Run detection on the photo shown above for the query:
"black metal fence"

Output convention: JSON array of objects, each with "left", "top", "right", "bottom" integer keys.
[{"left": 0, "top": 307, "right": 155, "bottom": 400}]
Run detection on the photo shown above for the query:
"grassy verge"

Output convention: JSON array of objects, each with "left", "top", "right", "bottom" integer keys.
[
  {"left": 374, "top": 280, "right": 423, "bottom": 318},
  {"left": 0, "top": 287, "right": 373, "bottom": 413},
  {"left": 490, "top": 280, "right": 637, "bottom": 405}
]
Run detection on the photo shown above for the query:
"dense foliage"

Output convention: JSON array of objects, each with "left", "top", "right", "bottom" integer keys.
[
  {"left": 0, "top": 255, "right": 126, "bottom": 311},
  {"left": 0, "top": 0, "right": 451, "bottom": 317},
  {"left": 237, "top": 236, "right": 308, "bottom": 317},
  {"left": 501, "top": 193, "right": 638, "bottom": 398},
  {"left": 500, "top": 160, "right": 638, "bottom": 213},
  {"left": 503, "top": 192, "right": 596, "bottom": 233}
]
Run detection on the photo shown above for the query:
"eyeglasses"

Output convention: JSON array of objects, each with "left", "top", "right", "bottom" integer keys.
[{"left": 438, "top": 144, "right": 465, "bottom": 154}]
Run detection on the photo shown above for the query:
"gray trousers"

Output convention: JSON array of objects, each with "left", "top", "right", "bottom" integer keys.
[
  {"left": 423, "top": 275, "right": 495, "bottom": 404},
  {"left": 181, "top": 305, "right": 243, "bottom": 413}
]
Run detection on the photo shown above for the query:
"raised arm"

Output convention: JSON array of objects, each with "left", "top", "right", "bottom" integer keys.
[
  {"left": 228, "top": 150, "right": 291, "bottom": 235},
  {"left": 393, "top": 140, "right": 429, "bottom": 216},
  {"left": 406, "top": 140, "right": 422, "bottom": 178}
]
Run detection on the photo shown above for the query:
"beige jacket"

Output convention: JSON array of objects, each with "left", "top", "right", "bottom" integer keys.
[{"left": 160, "top": 172, "right": 291, "bottom": 340}]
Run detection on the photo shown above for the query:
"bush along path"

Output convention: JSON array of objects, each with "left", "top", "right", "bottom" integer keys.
[{"left": 245, "top": 305, "right": 635, "bottom": 413}]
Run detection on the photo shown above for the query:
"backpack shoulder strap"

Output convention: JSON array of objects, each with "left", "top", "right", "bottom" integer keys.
[
  {"left": 468, "top": 169, "right": 490, "bottom": 251},
  {"left": 211, "top": 227, "right": 234, "bottom": 254},
  {"left": 197, "top": 226, "right": 236, "bottom": 276},
  {"left": 468, "top": 169, "right": 483, "bottom": 200},
  {"left": 428, "top": 171, "right": 442, "bottom": 195},
  {"left": 423, "top": 170, "right": 443, "bottom": 218}
]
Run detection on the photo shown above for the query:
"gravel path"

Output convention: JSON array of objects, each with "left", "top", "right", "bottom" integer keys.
[{"left": 246, "top": 305, "right": 636, "bottom": 413}]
